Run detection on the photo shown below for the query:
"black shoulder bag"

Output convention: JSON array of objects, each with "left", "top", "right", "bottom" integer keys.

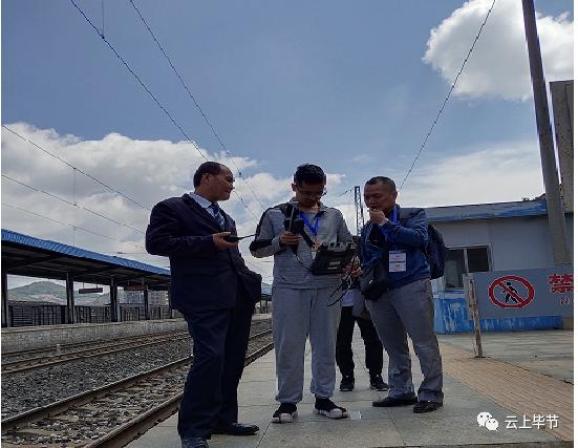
[
  {"left": 358, "top": 228, "right": 389, "bottom": 301},
  {"left": 359, "top": 259, "right": 388, "bottom": 301}
]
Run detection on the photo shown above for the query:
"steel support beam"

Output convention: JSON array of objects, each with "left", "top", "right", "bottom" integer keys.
[
  {"left": 168, "top": 288, "right": 176, "bottom": 319},
  {"left": 65, "top": 272, "right": 75, "bottom": 324},
  {"left": 2, "top": 270, "right": 10, "bottom": 328},
  {"left": 110, "top": 277, "right": 120, "bottom": 322},
  {"left": 143, "top": 279, "right": 150, "bottom": 321}
]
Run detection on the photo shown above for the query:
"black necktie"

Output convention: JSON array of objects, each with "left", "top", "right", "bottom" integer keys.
[{"left": 209, "top": 203, "right": 225, "bottom": 228}]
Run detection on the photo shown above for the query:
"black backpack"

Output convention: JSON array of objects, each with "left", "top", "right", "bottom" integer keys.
[
  {"left": 399, "top": 208, "right": 447, "bottom": 280},
  {"left": 425, "top": 224, "right": 447, "bottom": 279}
]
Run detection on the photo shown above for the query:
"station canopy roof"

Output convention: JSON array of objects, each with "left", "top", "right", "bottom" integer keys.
[
  {"left": 425, "top": 198, "right": 553, "bottom": 223},
  {"left": 2, "top": 229, "right": 170, "bottom": 290}
]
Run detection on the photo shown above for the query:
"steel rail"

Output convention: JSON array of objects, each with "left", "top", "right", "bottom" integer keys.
[{"left": 1, "top": 329, "right": 273, "bottom": 434}]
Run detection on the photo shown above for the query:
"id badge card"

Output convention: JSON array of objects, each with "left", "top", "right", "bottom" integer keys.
[{"left": 389, "top": 250, "right": 406, "bottom": 272}]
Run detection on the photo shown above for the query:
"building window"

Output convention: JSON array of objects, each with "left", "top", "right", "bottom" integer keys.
[{"left": 444, "top": 247, "right": 491, "bottom": 289}]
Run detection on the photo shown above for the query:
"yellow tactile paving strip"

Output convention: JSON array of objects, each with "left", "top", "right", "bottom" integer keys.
[{"left": 440, "top": 341, "right": 573, "bottom": 441}]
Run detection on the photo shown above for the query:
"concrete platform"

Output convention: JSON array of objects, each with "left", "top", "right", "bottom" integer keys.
[
  {"left": 1, "top": 314, "right": 271, "bottom": 353},
  {"left": 438, "top": 330, "right": 573, "bottom": 384},
  {"left": 1, "top": 318, "right": 188, "bottom": 352},
  {"left": 1, "top": 318, "right": 191, "bottom": 352},
  {"left": 128, "top": 330, "right": 573, "bottom": 448}
]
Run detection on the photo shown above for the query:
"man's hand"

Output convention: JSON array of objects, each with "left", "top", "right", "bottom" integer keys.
[
  {"left": 343, "top": 258, "right": 362, "bottom": 277},
  {"left": 279, "top": 231, "right": 300, "bottom": 246},
  {"left": 368, "top": 208, "right": 388, "bottom": 226},
  {"left": 350, "top": 266, "right": 363, "bottom": 278},
  {"left": 213, "top": 232, "right": 238, "bottom": 250}
]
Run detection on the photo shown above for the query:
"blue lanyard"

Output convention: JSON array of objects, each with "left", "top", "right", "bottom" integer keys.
[
  {"left": 378, "top": 206, "right": 398, "bottom": 239},
  {"left": 299, "top": 212, "right": 320, "bottom": 236},
  {"left": 390, "top": 207, "right": 399, "bottom": 224}
]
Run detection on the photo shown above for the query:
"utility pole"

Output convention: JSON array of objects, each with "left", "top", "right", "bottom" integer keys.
[
  {"left": 521, "top": 0, "right": 571, "bottom": 265},
  {"left": 353, "top": 186, "right": 365, "bottom": 236}
]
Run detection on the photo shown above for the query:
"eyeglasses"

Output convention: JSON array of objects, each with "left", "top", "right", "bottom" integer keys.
[{"left": 297, "top": 187, "right": 327, "bottom": 198}]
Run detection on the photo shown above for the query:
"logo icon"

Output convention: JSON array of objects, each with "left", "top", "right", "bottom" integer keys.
[
  {"left": 488, "top": 275, "right": 535, "bottom": 309},
  {"left": 477, "top": 412, "right": 499, "bottom": 431}
]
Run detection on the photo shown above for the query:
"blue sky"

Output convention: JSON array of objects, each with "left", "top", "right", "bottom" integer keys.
[{"left": 1, "top": 0, "right": 574, "bottom": 280}]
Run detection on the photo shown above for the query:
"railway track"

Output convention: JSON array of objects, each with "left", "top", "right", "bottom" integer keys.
[
  {"left": 2, "top": 330, "right": 189, "bottom": 359},
  {"left": 2, "top": 332, "right": 191, "bottom": 375},
  {"left": 1, "top": 329, "right": 274, "bottom": 448},
  {"left": 2, "top": 319, "right": 272, "bottom": 375}
]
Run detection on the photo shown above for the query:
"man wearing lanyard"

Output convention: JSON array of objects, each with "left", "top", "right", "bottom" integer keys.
[
  {"left": 250, "top": 164, "right": 353, "bottom": 423},
  {"left": 360, "top": 176, "right": 444, "bottom": 414}
]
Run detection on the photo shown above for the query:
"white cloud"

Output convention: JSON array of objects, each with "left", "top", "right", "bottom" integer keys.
[
  {"left": 423, "top": 0, "right": 573, "bottom": 100},
  {"left": 306, "top": 141, "right": 546, "bottom": 234},
  {"left": 1, "top": 123, "right": 548, "bottom": 285},
  {"left": 352, "top": 154, "right": 372, "bottom": 164},
  {"left": 1, "top": 123, "right": 346, "bottom": 284},
  {"left": 398, "top": 140, "right": 544, "bottom": 207}
]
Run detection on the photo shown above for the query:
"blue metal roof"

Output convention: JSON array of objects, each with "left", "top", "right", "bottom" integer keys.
[
  {"left": 425, "top": 199, "right": 552, "bottom": 223},
  {"left": 2, "top": 229, "right": 169, "bottom": 276}
]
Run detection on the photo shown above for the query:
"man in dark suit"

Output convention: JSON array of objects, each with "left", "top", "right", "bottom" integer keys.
[{"left": 146, "top": 161, "right": 262, "bottom": 448}]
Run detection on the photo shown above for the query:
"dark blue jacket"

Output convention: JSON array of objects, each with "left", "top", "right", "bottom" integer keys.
[
  {"left": 145, "top": 194, "right": 262, "bottom": 314},
  {"left": 360, "top": 205, "right": 430, "bottom": 290}
]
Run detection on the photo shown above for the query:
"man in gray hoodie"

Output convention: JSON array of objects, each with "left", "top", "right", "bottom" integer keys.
[{"left": 250, "top": 164, "right": 352, "bottom": 423}]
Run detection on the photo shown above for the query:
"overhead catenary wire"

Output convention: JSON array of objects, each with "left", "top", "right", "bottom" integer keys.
[
  {"left": 2, "top": 124, "right": 151, "bottom": 212},
  {"left": 127, "top": 0, "right": 268, "bottom": 213},
  {"left": 68, "top": 0, "right": 262, "bottom": 224},
  {"left": 2, "top": 174, "right": 145, "bottom": 235},
  {"left": 399, "top": 0, "right": 497, "bottom": 190},
  {"left": 2, "top": 202, "right": 143, "bottom": 249},
  {"left": 336, "top": 187, "right": 355, "bottom": 198}
]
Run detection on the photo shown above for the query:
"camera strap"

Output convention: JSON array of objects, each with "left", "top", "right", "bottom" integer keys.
[
  {"left": 299, "top": 211, "right": 320, "bottom": 236},
  {"left": 277, "top": 203, "right": 315, "bottom": 248}
]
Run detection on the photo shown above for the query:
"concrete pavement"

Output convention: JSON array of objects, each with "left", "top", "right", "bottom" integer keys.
[{"left": 128, "top": 329, "right": 573, "bottom": 448}]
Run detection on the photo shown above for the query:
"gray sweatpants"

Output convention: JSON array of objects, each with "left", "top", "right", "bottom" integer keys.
[
  {"left": 272, "top": 286, "right": 342, "bottom": 404},
  {"left": 366, "top": 278, "right": 444, "bottom": 403}
]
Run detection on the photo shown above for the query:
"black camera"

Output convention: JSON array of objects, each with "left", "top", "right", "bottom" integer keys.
[{"left": 284, "top": 205, "right": 304, "bottom": 235}]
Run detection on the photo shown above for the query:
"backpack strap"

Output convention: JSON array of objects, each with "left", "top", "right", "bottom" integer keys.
[
  {"left": 398, "top": 207, "right": 420, "bottom": 223},
  {"left": 397, "top": 207, "right": 429, "bottom": 251},
  {"left": 249, "top": 206, "right": 281, "bottom": 252}
]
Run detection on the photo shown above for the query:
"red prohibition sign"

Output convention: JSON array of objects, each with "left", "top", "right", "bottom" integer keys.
[{"left": 488, "top": 275, "right": 535, "bottom": 308}]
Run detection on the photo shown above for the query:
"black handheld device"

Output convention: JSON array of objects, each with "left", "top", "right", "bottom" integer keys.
[
  {"left": 310, "top": 242, "right": 356, "bottom": 276},
  {"left": 223, "top": 234, "right": 255, "bottom": 243},
  {"left": 283, "top": 205, "right": 304, "bottom": 234},
  {"left": 283, "top": 205, "right": 305, "bottom": 253}
]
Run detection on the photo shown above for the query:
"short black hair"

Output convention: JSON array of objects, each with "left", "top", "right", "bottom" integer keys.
[
  {"left": 193, "top": 161, "right": 225, "bottom": 187},
  {"left": 365, "top": 176, "right": 397, "bottom": 192},
  {"left": 294, "top": 164, "right": 326, "bottom": 185}
]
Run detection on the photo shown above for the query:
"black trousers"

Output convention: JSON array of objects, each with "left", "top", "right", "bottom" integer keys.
[
  {"left": 336, "top": 306, "right": 384, "bottom": 378},
  {"left": 178, "top": 291, "right": 254, "bottom": 440}
]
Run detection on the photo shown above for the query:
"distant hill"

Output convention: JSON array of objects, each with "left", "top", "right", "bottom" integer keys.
[
  {"left": 9, "top": 280, "right": 273, "bottom": 304},
  {"left": 8, "top": 281, "right": 66, "bottom": 299},
  {"left": 8, "top": 281, "right": 110, "bottom": 305}
]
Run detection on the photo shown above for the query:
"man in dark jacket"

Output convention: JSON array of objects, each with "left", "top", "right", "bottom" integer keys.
[
  {"left": 360, "top": 176, "right": 444, "bottom": 414},
  {"left": 146, "top": 161, "right": 262, "bottom": 448},
  {"left": 336, "top": 277, "right": 388, "bottom": 393}
]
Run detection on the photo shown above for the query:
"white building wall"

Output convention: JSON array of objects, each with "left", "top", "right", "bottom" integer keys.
[{"left": 434, "top": 215, "right": 573, "bottom": 272}]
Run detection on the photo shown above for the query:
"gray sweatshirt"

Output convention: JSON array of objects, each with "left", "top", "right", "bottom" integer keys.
[{"left": 250, "top": 199, "right": 352, "bottom": 289}]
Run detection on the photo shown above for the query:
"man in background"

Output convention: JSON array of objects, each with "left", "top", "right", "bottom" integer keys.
[{"left": 336, "top": 275, "right": 388, "bottom": 392}]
